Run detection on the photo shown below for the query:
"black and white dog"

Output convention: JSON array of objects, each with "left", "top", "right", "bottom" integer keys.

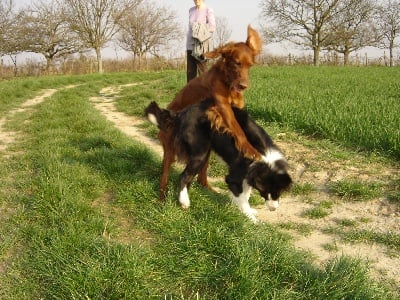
[{"left": 145, "top": 98, "right": 292, "bottom": 222}]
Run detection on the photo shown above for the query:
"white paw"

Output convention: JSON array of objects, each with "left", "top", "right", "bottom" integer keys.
[
  {"left": 267, "top": 200, "right": 279, "bottom": 211},
  {"left": 179, "top": 187, "right": 190, "bottom": 209},
  {"left": 249, "top": 207, "right": 258, "bottom": 215},
  {"left": 239, "top": 205, "right": 258, "bottom": 223},
  {"left": 242, "top": 208, "right": 258, "bottom": 223}
]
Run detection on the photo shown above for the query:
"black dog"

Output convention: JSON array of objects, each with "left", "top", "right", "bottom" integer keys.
[{"left": 145, "top": 98, "right": 292, "bottom": 222}]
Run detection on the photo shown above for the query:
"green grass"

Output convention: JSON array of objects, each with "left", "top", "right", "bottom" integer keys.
[
  {"left": 303, "top": 201, "right": 334, "bottom": 219},
  {"left": 291, "top": 183, "right": 315, "bottom": 196},
  {"left": 335, "top": 218, "right": 358, "bottom": 227},
  {"left": 247, "top": 66, "right": 400, "bottom": 160},
  {"left": 387, "top": 178, "right": 400, "bottom": 203},
  {"left": 328, "top": 180, "right": 382, "bottom": 201},
  {"left": 0, "top": 70, "right": 398, "bottom": 298},
  {"left": 277, "top": 222, "right": 314, "bottom": 236},
  {"left": 324, "top": 227, "right": 400, "bottom": 253}
]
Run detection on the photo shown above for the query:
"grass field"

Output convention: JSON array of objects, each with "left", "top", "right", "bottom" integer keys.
[
  {"left": 0, "top": 67, "right": 399, "bottom": 299},
  {"left": 247, "top": 66, "right": 400, "bottom": 159}
]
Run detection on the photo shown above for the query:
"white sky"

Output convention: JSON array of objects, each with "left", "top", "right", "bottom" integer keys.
[
  {"left": 168, "top": 0, "right": 262, "bottom": 41},
  {"left": 14, "top": 0, "right": 387, "bottom": 62},
  {"left": 16, "top": 0, "right": 262, "bottom": 41}
]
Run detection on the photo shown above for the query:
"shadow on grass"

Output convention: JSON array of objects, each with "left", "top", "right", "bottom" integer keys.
[
  {"left": 68, "top": 135, "right": 229, "bottom": 209},
  {"left": 72, "top": 136, "right": 156, "bottom": 175}
]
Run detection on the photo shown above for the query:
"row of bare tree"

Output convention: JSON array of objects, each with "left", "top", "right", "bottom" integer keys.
[
  {"left": 260, "top": 0, "right": 400, "bottom": 66},
  {"left": 1, "top": 0, "right": 399, "bottom": 76},
  {"left": 0, "top": 0, "right": 235, "bottom": 74},
  {"left": 0, "top": 0, "right": 184, "bottom": 74}
]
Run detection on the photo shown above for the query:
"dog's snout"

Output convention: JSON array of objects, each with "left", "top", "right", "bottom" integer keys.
[{"left": 238, "top": 83, "right": 248, "bottom": 90}]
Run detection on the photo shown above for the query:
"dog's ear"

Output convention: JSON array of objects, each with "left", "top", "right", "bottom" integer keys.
[
  {"left": 270, "top": 172, "right": 292, "bottom": 200},
  {"left": 204, "top": 42, "right": 235, "bottom": 59},
  {"left": 246, "top": 25, "right": 262, "bottom": 55},
  {"left": 204, "top": 50, "right": 220, "bottom": 59},
  {"left": 247, "top": 162, "right": 268, "bottom": 187},
  {"left": 277, "top": 172, "right": 293, "bottom": 191}
]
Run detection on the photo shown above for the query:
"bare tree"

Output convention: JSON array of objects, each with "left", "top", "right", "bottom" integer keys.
[
  {"left": 375, "top": 0, "right": 400, "bottom": 67},
  {"left": 260, "top": 0, "right": 351, "bottom": 66},
  {"left": 116, "top": 1, "right": 181, "bottom": 70},
  {"left": 0, "top": 0, "right": 21, "bottom": 75},
  {"left": 0, "top": 0, "right": 14, "bottom": 56},
  {"left": 62, "top": 0, "right": 142, "bottom": 73},
  {"left": 17, "top": 0, "right": 82, "bottom": 73},
  {"left": 214, "top": 16, "right": 232, "bottom": 47},
  {"left": 324, "top": 0, "right": 377, "bottom": 65}
]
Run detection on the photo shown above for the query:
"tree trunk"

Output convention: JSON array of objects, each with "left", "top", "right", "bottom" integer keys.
[
  {"left": 138, "top": 53, "right": 143, "bottom": 70},
  {"left": 313, "top": 46, "right": 320, "bottom": 66},
  {"left": 46, "top": 57, "right": 54, "bottom": 74},
  {"left": 343, "top": 51, "right": 350, "bottom": 66},
  {"left": 9, "top": 55, "right": 18, "bottom": 77},
  {"left": 389, "top": 47, "right": 394, "bottom": 67},
  {"left": 95, "top": 47, "right": 103, "bottom": 73}
]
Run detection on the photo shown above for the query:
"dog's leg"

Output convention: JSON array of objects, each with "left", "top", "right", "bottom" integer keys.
[
  {"left": 179, "top": 157, "right": 208, "bottom": 209},
  {"left": 160, "top": 152, "right": 174, "bottom": 200},
  {"left": 196, "top": 151, "right": 217, "bottom": 192},
  {"left": 214, "top": 102, "right": 261, "bottom": 160},
  {"left": 178, "top": 171, "right": 194, "bottom": 209},
  {"left": 196, "top": 159, "right": 209, "bottom": 187},
  {"left": 178, "top": 170, "right": 197, "bottom": 209},
  {"left": 158, "top": 130, "right": 175, "bottom": 201},
  {"left": 230, "top": 180, "right": 258, "bottom": 223}
]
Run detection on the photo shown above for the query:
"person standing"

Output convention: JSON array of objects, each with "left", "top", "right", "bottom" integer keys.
[{"left": 186, "top": 0, "right": 216, "bottom": 82}]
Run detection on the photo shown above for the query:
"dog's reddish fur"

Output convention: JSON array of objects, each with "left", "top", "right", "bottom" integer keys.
[{"left": 157, "top": 26, "right": 263, "bottom": 200}]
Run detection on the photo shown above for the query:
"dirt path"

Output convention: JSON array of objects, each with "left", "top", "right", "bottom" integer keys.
[
  {"left": 0, "top": 89, "right": 57, "bottom": 155},
  {"left": 0, "top": 85, "right": 77, "bottom": 156},
  {"left": 90, "top": 84, "right": 163, "bottom": 155},
  {"left": 90, "top": 84, "right": 399, "bottom": 290}
]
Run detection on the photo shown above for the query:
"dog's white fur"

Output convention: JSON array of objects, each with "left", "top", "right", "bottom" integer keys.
[
  {"left": 262, "top": 149, "right": 285, "bottom": 172},
  {"left": 179, "top": 186, "right": 190, "bottom": 209},
  {"left": 230, "top": 180, "right": 258, "bottom": 223},
  {"left": 147, "top": 113, "right": 158, "bottom": 127}
]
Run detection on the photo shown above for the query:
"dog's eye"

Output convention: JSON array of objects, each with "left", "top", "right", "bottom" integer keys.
[{"left": 235, "top": 60, "right": 241, "bottom": 67}]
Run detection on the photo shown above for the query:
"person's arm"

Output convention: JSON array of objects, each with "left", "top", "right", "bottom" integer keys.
[{"left": 207, "top": 7, "right": 216, "bottom": 32}]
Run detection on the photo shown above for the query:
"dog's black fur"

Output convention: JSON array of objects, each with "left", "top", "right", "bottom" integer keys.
[{"left": 145, "top": 98, "right": 292, "bottom": 221}]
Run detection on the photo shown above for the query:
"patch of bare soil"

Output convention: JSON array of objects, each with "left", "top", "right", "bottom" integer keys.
[
  {"left": 91, "top": 191, "right": 155, "bottom": 246},
  {"left": 0, "top": 89, "right": 57, "bottom": 156},
  {"left": 89, "top": 84, "right": 400, "bottom": 290}
]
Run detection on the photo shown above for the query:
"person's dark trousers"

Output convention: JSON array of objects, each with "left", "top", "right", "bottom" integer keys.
[{"left": 186, "top": 50, "right": 206, "bottom": 83}]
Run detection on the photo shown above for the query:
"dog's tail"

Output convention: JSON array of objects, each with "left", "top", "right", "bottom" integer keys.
[{"left": 144, "top": 101, "right": 176, "bottom": 131}]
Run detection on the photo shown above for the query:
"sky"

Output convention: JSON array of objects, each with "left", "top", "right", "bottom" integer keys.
[
  {"left": 14, "top": 0, "right": 385, "bottom": 61},
  {"left": 167, "top": 0, "right": 384, "bottom": 57},
  {"left": 14, "top": 0, "right": 296, "bottom": 59},
  {"left": 167, "top": 0, "right": 263, "bottom": 42},
  {"left": 166, "top": 0, "right": 300, "bottom": 56},
  {"left": 16, "top": 0, "right": 263, "bottom": 42}
]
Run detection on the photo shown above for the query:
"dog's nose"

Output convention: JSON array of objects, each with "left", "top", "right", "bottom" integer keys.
[{"left": 238, "top": 83, "right": 248, "bottom": 90}]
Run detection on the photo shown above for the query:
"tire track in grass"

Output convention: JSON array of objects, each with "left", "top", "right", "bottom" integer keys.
[
  {"left": 89, "top": 84, "right": 165, "bottom": 246},
  {"left": 0, "top": 89, "right": 57, "bottom": 156},
  {"left": 90, "top": 84, "right": 163, "bottom": 156},
  {"left": 0, "top": 85, "right": 78, "bottom": 157},
  {"left": 0, "top": 86, "right": 77, "bottom": 282}
]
